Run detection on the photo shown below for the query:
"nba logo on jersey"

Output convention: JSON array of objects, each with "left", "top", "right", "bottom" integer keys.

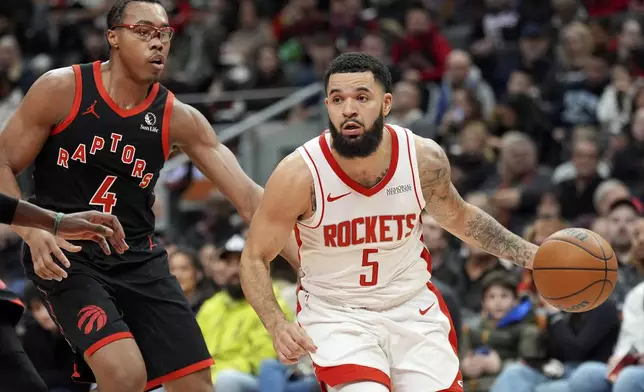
[{"left": 141, "top": 112, "right": 158, "bottom": 132}]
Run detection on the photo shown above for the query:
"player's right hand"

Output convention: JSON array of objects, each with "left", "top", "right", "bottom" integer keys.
[
  {"left": 22, "top": 229, "right": 80, "bottom": 282},
  {"left": 57, "top": 211, "right": 129, "bottom": 255},
  {"left": 270, "top": 320, "right": 317, "bottom": 365}
]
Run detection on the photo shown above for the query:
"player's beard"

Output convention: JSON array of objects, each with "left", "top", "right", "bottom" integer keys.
[{"left": 328, "top": 113, "right": 384, "bottom": 158}]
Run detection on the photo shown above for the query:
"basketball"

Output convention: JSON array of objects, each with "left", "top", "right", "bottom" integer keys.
[{"left": 533, "top": 228, "right": 618, "bottom": 313}]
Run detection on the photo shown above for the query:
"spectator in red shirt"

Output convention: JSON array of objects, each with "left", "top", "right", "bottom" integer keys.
[
  {"left": 582, "top": 0, "right": 629, "bottom": 17},
  {"left": 391, "top": 5, "right": 451, "bottom": 83}
]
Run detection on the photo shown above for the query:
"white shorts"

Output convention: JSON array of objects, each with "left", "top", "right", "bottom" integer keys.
[{"left": 296, "top": 281, "right": 462, "bottom": 392}]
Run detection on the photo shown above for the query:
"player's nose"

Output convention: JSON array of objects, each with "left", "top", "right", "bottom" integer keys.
[
  {"left": 148, "top": 38, "right": 163, "bottom": 52},
  {"left": 341, "top": 99, "right": 358, "bottom": 118}
]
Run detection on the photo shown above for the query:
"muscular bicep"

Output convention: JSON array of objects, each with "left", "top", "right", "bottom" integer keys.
[
  {"left": 245, "top": 154, "right": 311, "bottom": 265},
  {"left": 0, "top": 68, "right": 75, "bottom": 174},
  {"left": 170, "top": 102, "right": 259, "bottom": 217},
  {"left": 416, "top": 136, "right": 466, "bottom": 226}
]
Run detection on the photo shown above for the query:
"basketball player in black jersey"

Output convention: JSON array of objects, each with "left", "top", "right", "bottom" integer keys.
[
  {"left": 0, "top": 194, "right": 125, "bottom": 392},
  {"left": 0, "top": 0, "right": 297, "bottom": 391}
]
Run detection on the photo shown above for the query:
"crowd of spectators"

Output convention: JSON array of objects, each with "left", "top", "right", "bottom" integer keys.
[{"left": 2, "top": 0, "right": 644, "bottom": 391}]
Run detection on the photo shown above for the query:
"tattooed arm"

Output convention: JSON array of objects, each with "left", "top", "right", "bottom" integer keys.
[{"left": 415, "top": 136, "right": 538, "bottom": 269}]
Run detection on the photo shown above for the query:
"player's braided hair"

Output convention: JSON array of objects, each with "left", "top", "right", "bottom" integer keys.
[
  {"left": 107, "top": 0, "right": 162, "bottom": 28},
  {"left": 324, "top": 52, "right": 393, "bottom": 94}
]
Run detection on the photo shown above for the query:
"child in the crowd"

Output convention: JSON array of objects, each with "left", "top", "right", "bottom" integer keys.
[{"left": 460, "top": 271, "right": 543, "bottom": 392}]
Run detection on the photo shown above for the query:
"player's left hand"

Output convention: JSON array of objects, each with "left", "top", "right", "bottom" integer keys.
[{"left": 57, "top": 211, "right": 129, "bottom": 255}]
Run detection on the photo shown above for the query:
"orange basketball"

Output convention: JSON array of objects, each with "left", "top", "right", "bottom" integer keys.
[{"left": 533, "top": 228, "right": 618, "bottom": 313}]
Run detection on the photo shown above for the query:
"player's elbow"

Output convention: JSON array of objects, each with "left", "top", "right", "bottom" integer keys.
[
  {"left": 430, "top": 203, "right": 469, "bottom": 232},
  {"left": 240, "top": 183, "right": 263, "bottom": 223}
]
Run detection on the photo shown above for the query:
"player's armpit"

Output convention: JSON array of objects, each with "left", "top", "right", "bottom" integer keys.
[
  {"left": 168, "top": 100, "right": 262, "bottom": 223},
  {"left": 415, "top": 136, "right": 538, "bottom": 269},
  {"left": 240, "top": 152, "right": 312, "bottom": 332}
]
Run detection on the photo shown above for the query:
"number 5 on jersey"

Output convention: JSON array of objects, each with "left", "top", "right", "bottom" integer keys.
[
  {"left": 360, "top": 249, "right": 379, "bottom": 287},
  {"left": 90, "top": 176, "right": 118, "bottom": 214}
]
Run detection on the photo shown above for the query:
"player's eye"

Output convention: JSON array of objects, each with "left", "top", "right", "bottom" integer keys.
[
  {"left": 133, "top": 25, "right": 155, "bottom": 40},
  {"left": 332, "top": 97, "right": 342, "bottom": 104},
  {"left": 158, "top": 28, "right": 174, "bottom": 43},
  {"left": 357, "top": 95, "right": 368, "bottom": 102}
]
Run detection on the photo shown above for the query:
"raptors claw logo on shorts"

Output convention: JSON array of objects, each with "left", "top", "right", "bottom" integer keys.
[{"left": 77, "top": 305, "right": 108, "bottom": 335}]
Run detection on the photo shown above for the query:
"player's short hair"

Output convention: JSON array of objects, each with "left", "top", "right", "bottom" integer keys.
[
  {"left": 107, "top": 0, "right": 162, "bottom": 28},
  {"left": 324, "top": 52, "right": 393, "bottom": 94}
]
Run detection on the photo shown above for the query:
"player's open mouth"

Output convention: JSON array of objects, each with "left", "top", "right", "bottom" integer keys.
[
  {"left": 342, "top": 122, "right": 363, "bottom": 136},
  {"left": 149, "top": 54, "right": 165, "bottom": 71}
]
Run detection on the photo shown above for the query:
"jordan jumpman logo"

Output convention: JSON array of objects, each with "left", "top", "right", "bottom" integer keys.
[{"left": 82, "top": 100, "right": 100, "bottom": 118}]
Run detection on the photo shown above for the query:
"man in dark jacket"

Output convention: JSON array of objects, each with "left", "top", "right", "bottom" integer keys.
[{"left": 490, "top": 298, "right": 620, "bottom": 392}]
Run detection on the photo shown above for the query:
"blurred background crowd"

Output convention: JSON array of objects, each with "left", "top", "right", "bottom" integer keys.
[{"left": 2, "top": 0, "right": 644, "bottom": 391}]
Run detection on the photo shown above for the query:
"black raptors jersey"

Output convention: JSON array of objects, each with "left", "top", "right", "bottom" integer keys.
[{"left": 32, "top": 61, "right": 173, "bottom": 242}]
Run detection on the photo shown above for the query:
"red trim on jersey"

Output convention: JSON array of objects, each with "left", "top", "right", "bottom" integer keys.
[
  {"left": 404, "top": 129, "right": 423, "bottom": 210},
  {"left": 144, "top": 358, "right": 215, "bottom": 391},
  {"left": 298, "top": 145, "right": 325, "bottom": 229},
  {"left": 318, "top": 125, "right": 399, "bottom": 197},
  {"left": 92, "top": 61, "right": 160, "bottom": 118},
  {"left": 313, "top": 363, "right": 391, "bottom": 390},
  {"left": 162, "top": 92, "right": 175, "bottom": 160},
  {"left": 85, "top": 332, "right": 134, "bottom": 357},
  {"left": 426, "top": 281, "right": 463, "bottom": 391},
  {"left": 51, "top": 64, "right": 83, "bottom": 136}
]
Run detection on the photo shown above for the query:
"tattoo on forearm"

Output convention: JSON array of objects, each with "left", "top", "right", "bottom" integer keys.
[
  {"left": 419, "top": 148, "right": 464, "bottom": 222},
  {"left": 414, "top": 136, "right": 535, "bottom": 268},
  {"left": 464, "top": 211, "right": 534, "bottom": 267}
]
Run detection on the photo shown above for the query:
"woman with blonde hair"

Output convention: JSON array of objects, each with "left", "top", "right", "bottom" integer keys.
[{"left": 558, "top": 22, "right": 595, "bottom": 71}]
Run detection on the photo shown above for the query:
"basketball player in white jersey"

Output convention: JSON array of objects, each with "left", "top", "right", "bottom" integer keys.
[{"left": 240, "top": 53, "right": 539, "bottom": 392}]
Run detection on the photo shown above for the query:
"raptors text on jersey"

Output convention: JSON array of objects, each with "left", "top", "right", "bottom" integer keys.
[{"left": 32, "top": 62, "right": 173, "bottom": 241}]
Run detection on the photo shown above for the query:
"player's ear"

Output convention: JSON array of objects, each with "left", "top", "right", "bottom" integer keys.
[
  {"left": 106, "top": 29, "right": 119, "bottom": 50},
  {"left": 382, "top": 92, "right": 393, "bottom": 117}
]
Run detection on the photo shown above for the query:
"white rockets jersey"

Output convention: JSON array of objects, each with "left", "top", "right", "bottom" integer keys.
[{"left": 295, "top": 124, "right": 432, "bottom": 310}]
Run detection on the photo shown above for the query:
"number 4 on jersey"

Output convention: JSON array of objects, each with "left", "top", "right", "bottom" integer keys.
[{"left": 90, "top": 176, "right": 118, "bottom": 214}]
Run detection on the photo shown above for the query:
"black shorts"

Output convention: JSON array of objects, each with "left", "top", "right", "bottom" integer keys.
[{"left": 22, "top": 238, "right": 213, "bottom": 391}]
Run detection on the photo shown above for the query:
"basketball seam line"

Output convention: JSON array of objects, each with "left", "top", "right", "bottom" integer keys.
[
  {"left": 541, "top": 279, "right": 612, "bottom": 300},
  {"left": 546, "top": 238, "right": 610, "bottom": 261},
  {"left": 589, "top": 231, "right": 609, "bottom": 309}
]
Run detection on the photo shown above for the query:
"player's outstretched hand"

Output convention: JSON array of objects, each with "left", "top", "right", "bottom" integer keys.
[
  {"left": 58, "top": 211, "right": 129, "bottom": 255},
  {"left": 270, "top": 320, "right": 317, "bottom": 365},
  {"left": 22, "top": 229, "right": 80, "bottom": 282}
]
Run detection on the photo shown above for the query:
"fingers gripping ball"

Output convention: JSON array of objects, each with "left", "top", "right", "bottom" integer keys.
[{"left": 533, "top": 228, "right": 618, "bottom": 312}]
